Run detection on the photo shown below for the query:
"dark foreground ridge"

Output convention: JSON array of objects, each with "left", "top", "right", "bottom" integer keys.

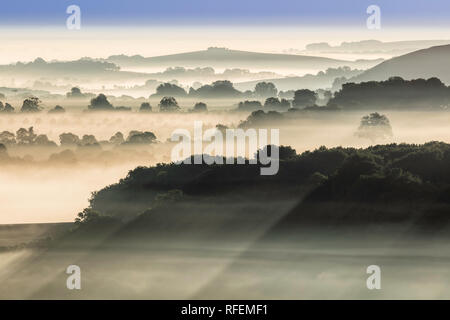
[{"left": 57, "top": 141, "right": 450, "bottom": 244}]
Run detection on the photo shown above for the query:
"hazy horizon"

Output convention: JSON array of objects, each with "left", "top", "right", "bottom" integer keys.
[{"left": 0, "top": 26, "right": 449, "bottom": 65}]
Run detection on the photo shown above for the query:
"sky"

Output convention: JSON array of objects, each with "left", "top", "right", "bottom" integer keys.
[
  {"left": 1, "top": 0, "right": 450, "bottom": 27},
  {"left": 0, "top": 0, "right": 449, "bottom": 63}
]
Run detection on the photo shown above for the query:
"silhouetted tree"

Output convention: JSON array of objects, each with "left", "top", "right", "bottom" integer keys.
[
  {"left": 2, "top": 103, "right": 14, "bottom": 113},
  {"left": 264, "top": 97, "right": 291, "bottom": 110},
  {"left": 255, "top": 82, "right": 278, "bottom": 97},
  {"left": 154, "top": 83, "right": 187, "bottom": 97},
  {"left": 35, "top": 134, "right": 57, "bottom": 147},
  {"left": 60, "top": 133, "right": 80, "bottom": 146},
  {"left": 355, "top": 112, "right": 393, "bottom": 142},
  {"left": 125, "top": 131, "right": 157, "bottom": 144},
  {"left": 66, "top": 87, "right": 84, "bottom": 98},
  {"left": 16, "top": 127, "right": 37, "bottom": 145},
  {"left": 293, "top": 89, "right": 316, "bottom": 108},
  {"left": 0, "top": 143, "right": 7, "bottom": 158},
  {"left": 109, "top": 132, "right": 124, "bottom": 145},
  {"left": 0, "top": 131, "right": 16, "bottom": 145},
  {"left": 190, "top": 80, "right": 241, "bottom": 98},
  {"left": 21, "top": 97, "right": 42, "bottom": 112},
  {"left": 80, "top": 134, "right": 99, "bottom": 146},
  {"left": 48, "top": 105, "right": 65, "bottom": 113},
  {"left": 88, "top": 94, "right": 114, "bottom": 111},
  {"left": 239, "top": 110, "right": 283, "bottom": 128},
  {"left": 237, "top": 100, "right": 262, "bottom": 112},
  {"left": 139, "top": 102, "right": 152, "bottom": 112},
  {"left": 159, "top": 96, "right": 180, "bottom": 112},
  {"left": 192, "top": 102, "right": 207, "bottom": 112}
]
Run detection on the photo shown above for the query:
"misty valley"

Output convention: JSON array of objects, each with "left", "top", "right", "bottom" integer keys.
[{"left": 1, "top": 39, "right": 450, "bottom": 299}]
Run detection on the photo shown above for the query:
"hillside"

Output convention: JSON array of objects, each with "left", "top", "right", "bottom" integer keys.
[
  {"left": 235, "top": 67, "right": 363, "bottom": 91},
  {"left": 302, "top": 39, "right": 450, "bottom": 55},
  {"left": 107, "top": 47, "right": 382, "bottom": 71},
  {"left": 350, "top": 45, "right": 450, "bottom": 84}
]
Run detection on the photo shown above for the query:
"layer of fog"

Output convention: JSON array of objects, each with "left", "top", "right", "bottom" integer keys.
[
  {"left": 1, "top": 235, "right": 449, "bottom": 299},
  {"left": 2, "top": 110, "right": 450, "bottom": 224}
]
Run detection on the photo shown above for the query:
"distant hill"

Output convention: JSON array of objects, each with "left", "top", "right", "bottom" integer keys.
[
  {"left": 350, "top": 45, "right": 450, "bottom": 84},
  {"left": 107, "top": 47, "right": 382, "bottom": 71},
  {"left": 235, "top": 67, "right": 363, "bottom": 91},
  {"left": 0, "top": 58, "right": 153, "bottom": 83},
  {"left": 301, "top": 39, "right": 450, "bottom": 56}
]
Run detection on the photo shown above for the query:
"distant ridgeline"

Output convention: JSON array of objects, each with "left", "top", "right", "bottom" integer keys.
[
  {"left": 329, "top": 77, "right": 450, "bottom": 110},
  {"left": 78, "top": 142, "right": 450, "bottom": 236}
]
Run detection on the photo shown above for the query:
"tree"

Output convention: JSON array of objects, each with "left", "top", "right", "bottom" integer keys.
[
  {"left": 139, "top": 102, "right": 152, "bottom": 112},
  {"left": 21, "top": 97, "right": 42, "bottom": 112},
  {"left": 154, "top": 83, "right": 187, "bottom": 97},
  {"left": 293, "top": 89, "right": 316, "bottom": 108},
  {"left": 16, "top": 127, "right": 37, "bottom": 145},
  {"left": 159, "top": 96, "right": 180, "bottom": 112},
  {"left": 88, "top": 94, "right": 114, "bottom": 111},
  {"left": 0, "top": 131, "right": 16, "bottom": 145},
  {"left": 59, "top": 133, "right": 80, "bottom": 146},
  {"left": 190, "top": 80, "right": 241, "bottom": 98},
  {"left": 80, "top": 134, "right": 99, "bottom": 146},
  {"left": 66, "top": 87, "right": 84, "bottom": 98},
  {"left": 35, "top": 134, "right": 57, "bottom": 147},
  {"left": 238, "top": 110, "right": 283, "bottom": 128},
  {"left": 125, "top": 131, "right": 157, "bottom": 144},
  {"left": 0, "top": 143, "right": 7, "bottom": 158},
  {"left": 75, "top": 208, "right": 101, "bottom": 225},
  {"left": 192, "top": 102, "right": 207, "bottom": 112},
  {"left": 255, "top": 145, "right": 296, "bottom": 161},
  {"left": 264, "top": 97, "right": 290, "bottom": 110},
  {"left": 264, "top": 97, "right": 280, "bottom": 109},
  {"left": 255, "top": 82, "right": 277, "bottom": 98},
  {"left": 355, "top": 112, "right": 393, "bottom": 142},
  {"left": 237, "top": 100, "right": 262, "bottom": 112},
  {"left": 109, "top": 132, "right": 124, "bottom": 145},
  {"left": 2, "top": 103, "right": 14, "bottom": 113},
  {"left": 48, "top": 105, "right": 65, "bottom": 113}
]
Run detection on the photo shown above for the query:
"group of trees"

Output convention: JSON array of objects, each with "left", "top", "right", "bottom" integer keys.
[
  {"left": 4, "top": 77, "right": 449, "bottom": 116},
  {"left": 236, "top": 89, "right": 317, "bottom": 112},
  {"left": 148, "top": 80, "right": 326, "bottom": 111},
  {"left": 59, "top": 130, "right": 157, "bottom": 147},
  {"left": 0, "top": 128, "right": 157, "bottom": 148},
  {"left": 329, "top": 77, "right": 450, "bottom": 109},
  {"left": 85, "top": 141, "right": 450, "bottom": 224},
  {"left": 0, "top": 97, "right": 65, "bottom": 114},
  {"left": 0, "top": 101, "right": 14, "bottom": 113},
  {"left": 88, "top": 94, "right": 115, "bottom": 111},
  {"left": 0, "top": 127, "right": 57, "bottom": 147},
  {"left": 21, "top": 97, "right": 42, "bottom": 112},
  {"left": 66, "top": 87, "right": 93, "bottom": 99},
  {"left": 238, "top": 110, "right": 284, "bottom": 128},
  {"left": 150, "top": 80, "right": 315, "bottom": 102}
]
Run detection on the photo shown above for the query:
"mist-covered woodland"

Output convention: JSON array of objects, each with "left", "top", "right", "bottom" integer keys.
[{"left": 2, "top": 40, "right": 450, "bottom": 299}]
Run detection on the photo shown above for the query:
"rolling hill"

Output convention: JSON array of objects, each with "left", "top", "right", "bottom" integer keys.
[
  {"left": 107, "top": 47, "right": 382, "bottom": 71},
  {"left": 350, "top": 44, "right": 450, "bottom": 84}
]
